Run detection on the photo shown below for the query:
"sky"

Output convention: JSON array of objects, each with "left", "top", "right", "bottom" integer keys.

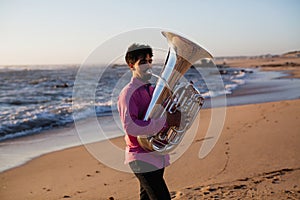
[{"left": 0, "top": 0, "right": 300, "bottom": 65}]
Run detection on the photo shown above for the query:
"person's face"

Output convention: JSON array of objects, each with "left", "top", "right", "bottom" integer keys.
[{"left": 131, "top": 54, "right": 153, "bottom": 82}]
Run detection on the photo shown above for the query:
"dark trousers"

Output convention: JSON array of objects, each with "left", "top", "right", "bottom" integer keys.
[{"left": 129, "top": 160, "right": 171, "bottom": 200}]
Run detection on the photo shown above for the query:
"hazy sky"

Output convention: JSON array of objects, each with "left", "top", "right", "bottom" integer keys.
[{"left": 1, "top": 0, "right": 300, "bottom": 65}]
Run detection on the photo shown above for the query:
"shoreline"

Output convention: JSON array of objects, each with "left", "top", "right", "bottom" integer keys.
[
  {"left": 0, "top": 79, "right": 300, "bottom": 173},
  {"left": 0, "top": 64, "right": 300, "bottom": 173},
  {"left": 0, "top": 115, "right": 124, "bottom": 173},
  {"left": 216, "top": 55, "right": 300, "bottom": 78},
  {"left": 1, "top": 99, "right": 299, "bottom": 199}
]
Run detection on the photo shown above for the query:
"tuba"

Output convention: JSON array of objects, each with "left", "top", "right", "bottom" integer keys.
[{"left": 137, "top": 31, "right": 213, "bottom": 154}]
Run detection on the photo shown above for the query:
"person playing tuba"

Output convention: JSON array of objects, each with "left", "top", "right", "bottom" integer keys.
[{"left": 118, "top": 43, "right": 180, "bottom": 200}]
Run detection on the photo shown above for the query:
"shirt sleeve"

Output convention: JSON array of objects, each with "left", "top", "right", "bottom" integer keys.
[{"left": 118, "top": 91, "right": 167, "bottom": 137}]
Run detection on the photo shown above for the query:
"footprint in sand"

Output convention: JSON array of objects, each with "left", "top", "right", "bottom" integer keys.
[{"left": 170, "top": 191, "right": 183, "bottom": 199}]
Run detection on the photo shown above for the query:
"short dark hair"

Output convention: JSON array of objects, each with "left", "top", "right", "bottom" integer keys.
[{"left": 125, "top": 43, "right": 153, "bottom": 66}]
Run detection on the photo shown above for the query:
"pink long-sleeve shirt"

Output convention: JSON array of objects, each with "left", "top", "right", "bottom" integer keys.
[{"left": 118, "top": 77, "right": 170, "bottom": 169}]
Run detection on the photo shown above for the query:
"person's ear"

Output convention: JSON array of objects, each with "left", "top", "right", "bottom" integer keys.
[{"left": 129, "top": 63, "right": 135, "bottom": 70}]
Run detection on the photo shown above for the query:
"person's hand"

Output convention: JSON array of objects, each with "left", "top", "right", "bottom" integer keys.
[{"left": 166, "top": 110, "right": 181, "bottom": 127}]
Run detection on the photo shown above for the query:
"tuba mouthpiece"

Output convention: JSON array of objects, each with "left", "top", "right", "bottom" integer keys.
[{"left": 145, "top": 68, "right": 153, "bottom": 74}]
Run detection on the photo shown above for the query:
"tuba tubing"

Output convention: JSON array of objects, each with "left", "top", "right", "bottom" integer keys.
[{"left": 137, "top": 31, "right": 213, "bottom": 154}]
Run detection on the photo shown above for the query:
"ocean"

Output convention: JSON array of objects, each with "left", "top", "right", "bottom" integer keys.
[{"left": 0, "top": 64, "right": 251, "bottom": 142}]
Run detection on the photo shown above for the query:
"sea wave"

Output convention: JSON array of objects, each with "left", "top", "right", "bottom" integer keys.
[{"left": 0, "top": 65, "right": 251, "bottom": 141}]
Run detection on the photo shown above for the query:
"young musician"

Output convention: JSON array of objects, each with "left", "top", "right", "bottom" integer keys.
[{"left": 117, "top": 43, "right": 181, "bottom": 200}]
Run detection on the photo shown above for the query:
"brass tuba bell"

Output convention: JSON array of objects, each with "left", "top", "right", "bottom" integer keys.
[{"left": 137, "top": 31, "right": 213, "bottom": 154}]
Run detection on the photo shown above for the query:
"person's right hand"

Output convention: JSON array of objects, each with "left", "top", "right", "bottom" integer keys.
[{"left": 166, "top": 110, "right": 181, "bottom": 127}]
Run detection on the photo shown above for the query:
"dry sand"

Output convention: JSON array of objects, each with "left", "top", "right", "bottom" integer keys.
[{"left": 1, "top": 99, "right": 299, "bottom": 200}]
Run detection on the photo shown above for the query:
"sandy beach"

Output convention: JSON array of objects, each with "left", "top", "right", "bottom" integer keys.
[
  {"left": 1, "top": 99, "right": 299, "bottom": 200},
  {"left": 1, "top": 54, "right": 300, "bottom": 200}
]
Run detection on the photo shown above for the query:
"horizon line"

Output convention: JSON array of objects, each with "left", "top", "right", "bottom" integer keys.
[{"left": 0, "top": 50, "right": 299, "bottom": 66}]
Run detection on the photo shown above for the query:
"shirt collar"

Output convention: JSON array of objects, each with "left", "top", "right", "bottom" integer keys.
[{"left": 131, "top": 77, "right": 150, "bottom": 87}]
